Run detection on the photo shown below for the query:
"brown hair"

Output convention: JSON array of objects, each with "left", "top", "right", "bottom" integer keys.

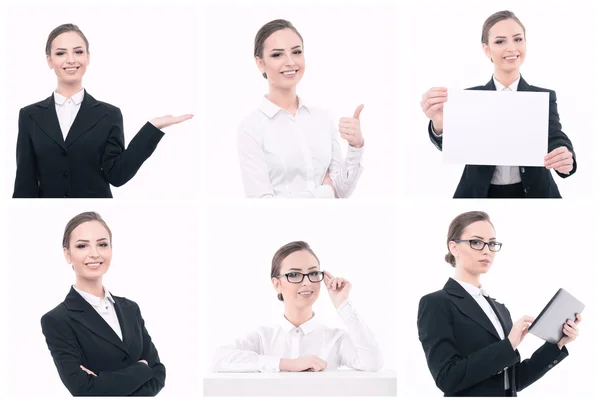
[
  {"left": 63, "top": 212, "right": 112, "bottom": 249},
  {"left": 46, "top": 23, "right": 89, "bottom": 56},
  {"left": 254, "top": 19, "right": 304, "bottom": 79},
  {"left": 481, "top": 10, "right": 526, "bottom": 45},
  {"left": 445, "top": 211, "right": 493, "bottom": 267},
  {"left": 271, "top": 241, "right": 319, "bottom": 301}
]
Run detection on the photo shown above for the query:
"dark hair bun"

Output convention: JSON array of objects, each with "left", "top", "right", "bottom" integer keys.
[{"left": 445, "top": 252, "right": 456, "bottom": 267}]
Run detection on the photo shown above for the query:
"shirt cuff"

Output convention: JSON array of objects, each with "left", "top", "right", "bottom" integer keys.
[
  {"left": 336, "top": 300, "right": 354, "bottom": 318},
  {"left": 257, "top": 355, "right": 281, "bottom": 373}
]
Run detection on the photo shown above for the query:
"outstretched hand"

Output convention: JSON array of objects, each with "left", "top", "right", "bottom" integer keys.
[{"left": 150, "top": 114, "right": 194, "bottom": 130}]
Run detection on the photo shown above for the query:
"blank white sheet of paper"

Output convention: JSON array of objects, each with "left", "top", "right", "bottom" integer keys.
[{"left": 443, "top": 89, "right": 549, "bottom": 166}]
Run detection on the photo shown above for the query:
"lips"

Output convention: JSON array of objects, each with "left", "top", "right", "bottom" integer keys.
[
  {"left": 503, "top": 55, "right": 519, "bottom": 61},
  {"left": 281, "top": 70, "right": 298, "bottom": 78},
  {"left": 298, "top": 290, "right": 314, "bottom": 297},
  {"left": 479, "top": 259, "right": 492, "bottom": 264},
  {"left": 63, "top": 66, "right": 80, "bottom": 73},
  {"left": 85, "top": 262, "right": 103, "bottom": 269}
]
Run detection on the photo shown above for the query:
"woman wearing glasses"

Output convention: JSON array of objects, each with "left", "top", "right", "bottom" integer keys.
[
  {"left": 420, "top": 10, "right": 576, "bottom": 198},
  {"left": 41, "top": 212, "right": 165, "bottom": 396},
  {"left": 212, "top": 241, "right": 383, "bottom": 372},
  {"left": 13, "top": 23, "right": 192, "bottom": 198},
  {"left": 417, "top": 211, "right": 582, "bottom": 397},
  {"left": 238, "top": 19, "right": 365, "bottom": 198}
]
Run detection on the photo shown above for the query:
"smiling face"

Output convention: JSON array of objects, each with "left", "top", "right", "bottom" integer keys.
[
  {"left": 272, "top": 249, "right": 321, "bottom": 308},
  {"left": 449, "top": 220, "right": 497, "bottom": 276},
  {"left": 46, "top": 31, "right": 89, "bottom": 86},
  {"left": 256, "top": 28, "right": 305, "bottom": 90},
  {"left": 483, "top": 18, "right": 526, "bottom": 75},
  {"left": 64, "top": 220, "right": 112, "bottom": 282}
]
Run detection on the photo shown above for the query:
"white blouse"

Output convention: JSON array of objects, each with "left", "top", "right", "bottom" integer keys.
[
  {"left": 212, "top": 300, "right": 383, "bottom": 373},
  {"left": 237, "top": 96, "right": 364, "bottom": 198}
]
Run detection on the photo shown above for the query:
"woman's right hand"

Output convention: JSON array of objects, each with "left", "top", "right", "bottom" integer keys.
[
  {"left": 508, "top": 315, "right": 535, "bottom": 350},
  {"left": 80, "top": 365, "right": 97, "bottom": 376},
  {"left": 280, "top": 355, "right": 327, "bottom": 372},
  {"left": 420, "top": 87, "right": 448, "bottom": 135},
  {"left": 150, "top": 114, "right": 194, "bottom": 130}
]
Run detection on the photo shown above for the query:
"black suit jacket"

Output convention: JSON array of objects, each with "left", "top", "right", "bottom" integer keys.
[
  {"left": 417, "top": 278, "right": 568, "bottom": 397},
  {"left": 428, "top": 76, "right": 576, "bottom": 198},
  {"left": 13, "top": 91, "right": 165, "bottom": 198},
  {"left": 41, "top": 287, "right": 166, "bottom": 396}
]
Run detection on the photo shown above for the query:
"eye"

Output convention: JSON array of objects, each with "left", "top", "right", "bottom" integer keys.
[
  {"left": 99, "top": 243, "right": 109, "bottom": 247},
  {"left": 515, "top": 37, "right": 523, "bottom": 42},
  {"left": 293, "top": 49, "right": 303, "bottom": 55},
  {"left": 75, "top": 50, "right": 84, "bottom": 54},
  {"left": 270, "top": 52, "right": 282, "bottom": 58},
  {"left": 55, "top": 52, "right": 65, "bottom": 56},
  {"left": 287, "top": 272, "right": 299, "bottom": 278},
  {"left": 470, "top": 240, "right": 483, "bottom": 246},
  {"left": 494, "top": 40, "right": 504, "bottom": 45},
  {"left": 76, "top": 244, "right": 86, "bottom": 249},
  {"left": 309, "top": 272, "right": 320, "bottom": 277}
]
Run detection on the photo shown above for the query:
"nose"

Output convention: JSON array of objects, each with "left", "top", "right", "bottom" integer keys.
[
  {"left": 283, "top": 52, "right": 294, "bottom": 66},
  {"left": 300, "top": 274, "right": 310, "bottom": 285},
  {"left": 88, "top": 245, "right": 99, "bottom": 258},
  {"left": 66, "top": 52, "right": 75, "bottom": 64}
]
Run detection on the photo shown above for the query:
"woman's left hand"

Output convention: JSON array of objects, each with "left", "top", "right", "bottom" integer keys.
[
  {"left": 150, "top": 114, "right": 194, "bottom": 130},
  {"left": 324, "top": 270, "right": 352, "bottom": 309},
  {"left": 557, "top": 313, "right": 582, "bottom": 349},
  {"left": 338, "top": 105, "right": 364, "bottom": 148},
  {"left": 544, "top": 146, "right": 573, "bottom": 174}
]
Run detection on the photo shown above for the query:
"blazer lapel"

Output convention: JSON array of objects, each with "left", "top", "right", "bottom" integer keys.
[
  {"left": 482, "top": 77, "right": 496, "bottom": 91},
  {"left": 485, "top": 296, "right": 512, "bottom": 337},
  {"left": 444, "top": 278, "right": 502, "bottom": 340},
  {"left": 516, "top": 75, "right": 531, "bottom": 92},
  {"left": 113, "top": 297, "right": 137, "bottom": 354},
  {"left": 63, "top": 287, "right": 128, "bottom": 354},
  {"left": 64, "top": 91, "right": 109, "bottom": 148},
  {"left": 28, "top": 94, "right": 67, "bottom": 151}
]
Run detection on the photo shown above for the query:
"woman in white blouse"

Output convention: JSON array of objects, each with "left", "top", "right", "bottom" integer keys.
[
  {"left": 212, "top": 241, "right": 384, "bottom": 372},
  {"left": 238, "top": 19, "right": 365, "bottom": 198}
]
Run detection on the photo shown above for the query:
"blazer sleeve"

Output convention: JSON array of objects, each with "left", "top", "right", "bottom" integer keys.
[
  {"left": 514, "top": 342, "right": 569, "bottom": 392},
  {"left": 427, "top": 120, "right": 443, "bottom": 151},
  {"left": 41, "top": 313, "right": 154, "bottom": 396},
  {"left": 129, "top": 304, "right": 166, "bottom": 396},
  {"left": 101, "top": 109, "right": 165, "bottom": 187},
  {"left": 417, "top": 294, "right": 519, "bottom": 395},
  {"left": 13, "top": 108, "right": 40, "bottom": 197},
  {"left": 547, "top": 90, "right": 577, "bottom": 177}
]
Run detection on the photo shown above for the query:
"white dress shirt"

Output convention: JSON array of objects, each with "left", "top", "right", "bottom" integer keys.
[
  {"left": 238, "top": 96, "right": 364, "bottom": 198},
  {"left": 490, "top": 76, "right": 522, "bottom": 185},
  {"left": 212, "top": 300, "right": 383, "bottom": 372},
  {"left": 54, "top": 88, "right": 85, "bottom": 140},
  {"left": 73, "top": 285, "right": 123, "bottom": 341},
  {"left": 455, "top": 279, "right": 509, "bottom": 389}
]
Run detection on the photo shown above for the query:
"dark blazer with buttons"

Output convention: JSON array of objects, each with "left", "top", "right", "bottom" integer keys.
[
  {"left": 13, "top": 91, "right": 165, "bottom": 198},
  {"left": 428, "top": 76, "right": 576, "bottom": 198},
  {"left": 41, "top": 287, "right": 166, "bottom": 396},
  {"left": 417, "top": 278, "right": 568, "bottom": 397}
]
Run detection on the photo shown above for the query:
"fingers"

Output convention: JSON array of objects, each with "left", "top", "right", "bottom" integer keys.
[
  {"left": 80, "top": 365, "right": 97, "bottom": 376},
  {"left": 544, "top": 149, "right": 572, "bottom": 168},
  {"left": 521, "top": 315, "right": 536, "bottom": 324},
  {"left": 544, "top": 146, "right": 567, "bottom": 160},
  {"left": 563, "top": 322, "right": 578, "bottom": 338},
  {"left": 575, "top": 313, "right": 583, "bottom": 323},
  {"left": 422, "top": 87, "right": 448, "bottom": 101},
  {"left": 353, "top": 104, "right": 364, "bottom": 120}
]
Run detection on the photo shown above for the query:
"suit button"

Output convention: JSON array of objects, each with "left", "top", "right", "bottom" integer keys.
[
  {"left": 61, "top": 150, "right": 67, "bottom": 157},
  {"left": 122, "top": 356, "right": 128, "bottom": 363},
  {"left": 63, "top": 192, "right": 70, "bottom": 197},
  {"left": 63, "top": 172, "right": 69, "bottom": 178},
  {"left": 524, "top": 187, "right": 529, "bottom": 194},
  {"left": 520, "top": 167, "right": 525, "bottom": 173},
  {"left": 553, "top": 360, "right": 558, "bottom": 364},
  {"left": 548, "top": 364, "right": 553, "bottom": 369}
]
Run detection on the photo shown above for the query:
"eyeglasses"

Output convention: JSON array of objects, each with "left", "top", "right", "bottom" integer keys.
[
  {"left": 452, "top": 239, "right": 503, "bottom": 252},
  {"left": 274, "top": 271, "right": 325, "bottom": 284}
]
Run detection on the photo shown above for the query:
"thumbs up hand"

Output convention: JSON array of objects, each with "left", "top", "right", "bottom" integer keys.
[{"left": 338, "top": 104, "right": 364, "bottom": 148}]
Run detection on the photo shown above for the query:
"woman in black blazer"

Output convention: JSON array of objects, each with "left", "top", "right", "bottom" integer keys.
[
  {"left": 13, "top": 23, "right": 192, "bottom": 198},
  {"left": 417, "top": 211, "right": 582, "bottom": 397},
  {"left": 41, "top": 212, "right": 165, "bottom": 396},
  {"left": 420, "top": 11, "right": 576, "bottom": 198}
]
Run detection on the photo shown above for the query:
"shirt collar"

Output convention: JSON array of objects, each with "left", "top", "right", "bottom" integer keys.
[
  {"left": 455, "top": 279, "right": 489, "bottom": 298},
  {"left": 259, "top": 95, "right": 310, "bottom": 119},
  {"left": 73, "top": 285, "right": 115, "bottom": 307},
  {"left": 54, "top": 88, "right": 85, "bottom": 106},
  {"left": 279, "top": 312, "right": 318, "bottom": 335},
  {"left": 492, "top": 75, "right": 520, "bottom": 91}
]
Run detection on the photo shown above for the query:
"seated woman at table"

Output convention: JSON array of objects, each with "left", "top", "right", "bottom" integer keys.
[
  {"left": 212, "top": 241, "right": 383, "bottom": 372},
  {"left": 420, "top": 10, "right": 576, "bottom": 198}
]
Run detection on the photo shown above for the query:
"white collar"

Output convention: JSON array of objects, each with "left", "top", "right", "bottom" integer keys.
[
  {"left": 73, "top": 285, "right": 115, "bottom": 307},
  {"left": 54, "top": 88, "right": 85, "bottom": 106},
  {"left": 492, "top": 75, "right": 520, "bottom": 91},
  {"left": 455, "top": 279, "right": 489, "bottom": 297},
  {"left": 259, "top": 95, "right": 310, "bottom": 119},
  {"left": 278, "top": 312, "right": 319, "bottom": 335}
]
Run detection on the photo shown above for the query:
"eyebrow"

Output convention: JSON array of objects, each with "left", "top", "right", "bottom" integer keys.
[
  {"left": 55, "top": 46, "right": 84, "bottom": 51},
  {"left": 287, "top": 266, "right": 318, "bottom": 272},
  {"left": 75, "top": 238, "right": 108, "bottom": 243},
  {"left": 494, "top": 33, "right": 523, "bottom": 39},
  {"left": 270, "top": 45, "right": 302, "bottom": 52},
  {"left": 469, "top": 235, "right": 497, "bottom": 240}
]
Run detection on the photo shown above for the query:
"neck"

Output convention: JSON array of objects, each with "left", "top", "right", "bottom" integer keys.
[
  {"left": 283, "top": 304, "right": 314, "bottom": 328},
  {"left": 74, "top": 277, "right": 104, "bottom": 298},
  {"left": 56, "top": 82, "right": 83, "bottom": 99},
  {"left": 494, "top": 69, "right": 520, "bottom": 89},
  {"left": 267, "top": 85, "right": 298, "bottom": 115},
  {"left": 454, "top": 267, "right": 481, "bottom": 288}
]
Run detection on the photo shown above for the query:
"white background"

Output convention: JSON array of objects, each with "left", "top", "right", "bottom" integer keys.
[
  {"left": 203, "top": 201, "right": 398, "bottom": 372},
  {"left": 202, "top": 2, "right": 400, "bottom": 199},
  {"left": 398, "top": 200, "right": 599, "bottom": 399},
  {"left": 1, "top": 2, "right": 202, "bottom": 200},
  {"left": 399, "top": 0, "right": 599, "bottom": 199},
  {"left": 1, "top": 200, "right": 201, "bottom": 399}
]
